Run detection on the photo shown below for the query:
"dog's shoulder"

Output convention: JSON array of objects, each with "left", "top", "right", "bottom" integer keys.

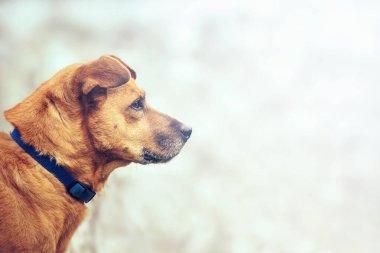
[{"left": 0, "top": 131, "right": 77, "bottom": 252}]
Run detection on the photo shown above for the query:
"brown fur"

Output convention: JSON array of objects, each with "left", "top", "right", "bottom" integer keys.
[{"left": 0, "top": 55, "right": 191, "bottom": 252}]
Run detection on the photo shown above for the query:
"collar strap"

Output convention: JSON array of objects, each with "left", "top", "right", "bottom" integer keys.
[{"left": 10, "top": 129, "right": 96, "bottom": 203}]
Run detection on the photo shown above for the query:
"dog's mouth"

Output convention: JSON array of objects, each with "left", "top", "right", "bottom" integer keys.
[{"left": 141, "top": 148, "right": 175, "bottom": 164}]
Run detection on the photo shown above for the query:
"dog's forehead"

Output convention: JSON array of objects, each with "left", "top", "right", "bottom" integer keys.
[{"left": 117, "top": 80, "right": 145, "bottom": 97}]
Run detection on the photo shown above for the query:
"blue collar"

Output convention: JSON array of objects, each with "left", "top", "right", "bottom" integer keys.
[{"left": 10, "top": 129, "right": 96, "bottom": 203}]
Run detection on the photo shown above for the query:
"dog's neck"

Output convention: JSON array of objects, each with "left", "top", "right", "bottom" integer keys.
[{"left": 5, "top": 77, "right": 130, "bottom": 192}]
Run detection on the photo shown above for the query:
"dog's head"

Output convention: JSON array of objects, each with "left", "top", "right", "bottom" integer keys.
[
  {"left": 76, "top": 55, "right": 192, "bottom": 164},
  {"left": 5, "top": 55, "right": 191, "bottom": 166}
]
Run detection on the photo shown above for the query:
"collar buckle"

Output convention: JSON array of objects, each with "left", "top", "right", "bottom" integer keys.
[{"left": 68, "top": 182, "right": 96, "bottom": 203}]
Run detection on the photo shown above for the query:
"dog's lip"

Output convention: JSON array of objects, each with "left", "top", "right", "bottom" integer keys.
[
  {"left": 141, "top": 149, "right": 174, "bottom": 164},
  {"left": 142, "top": 149, "right": 163, "bottom": 164},
  {"left": 143, "top": 151, "right": 162, "bottom": 163}
]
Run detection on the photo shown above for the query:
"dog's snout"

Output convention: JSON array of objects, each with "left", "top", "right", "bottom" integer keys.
[{"left": 180, "top": 125, "right": 192, "bottom": 140}]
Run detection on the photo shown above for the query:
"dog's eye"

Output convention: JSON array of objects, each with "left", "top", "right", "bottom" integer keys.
[{"left": 130, "top": 98, "right": 144, "bottom": 111}]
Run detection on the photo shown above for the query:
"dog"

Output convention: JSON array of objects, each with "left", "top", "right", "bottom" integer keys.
[{"left": 0, "top": 55, "right": 191, "bottom": 252}]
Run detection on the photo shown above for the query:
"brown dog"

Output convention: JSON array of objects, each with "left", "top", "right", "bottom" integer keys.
[{"left": 0, "top": 55, "right": 191, "bottom": 252}]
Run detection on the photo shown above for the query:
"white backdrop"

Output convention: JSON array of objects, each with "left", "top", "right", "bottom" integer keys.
[{"left": 0, "top": 0, "right": 379, "bottom": 252}]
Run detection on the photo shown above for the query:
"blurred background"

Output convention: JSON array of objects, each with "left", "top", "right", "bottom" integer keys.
[{"left": 1, "top": 0, "right": 380, "bottom": 252}]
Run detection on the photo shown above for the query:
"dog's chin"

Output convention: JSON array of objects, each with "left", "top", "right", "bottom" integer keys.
[{"left": 139, "top": 148, "right": 179, "bottom": 165}]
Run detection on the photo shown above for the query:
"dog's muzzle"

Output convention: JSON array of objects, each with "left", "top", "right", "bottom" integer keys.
[{"left": 142, "top": 124, "right": 192, "bottom": 164}]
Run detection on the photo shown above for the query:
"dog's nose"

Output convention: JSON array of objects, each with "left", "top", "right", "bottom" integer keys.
[{"left": 180, "top": 125, "right": 192, "bottom": 140}]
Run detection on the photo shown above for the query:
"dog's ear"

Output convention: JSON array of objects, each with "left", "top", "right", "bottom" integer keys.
[
  {"left": 76, "top": 55, "right": 136, "bottom": 95},
  {"left": 108, "top": 55, "right": 136, "bottom": 80}
]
